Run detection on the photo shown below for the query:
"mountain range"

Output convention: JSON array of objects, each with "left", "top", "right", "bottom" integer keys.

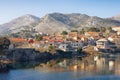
[{"left": 0, "top": 13, "right": 120, "bottom": 35}]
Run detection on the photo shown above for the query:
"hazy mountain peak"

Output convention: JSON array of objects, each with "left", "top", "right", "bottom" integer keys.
[
  {"left": 0, "top": 14, "right": 40, "bottom": 34},
  {"left": 113, "top": 14, "right": 120, "bottom": 18},
  {"left": 12, "top": 14, "right": 40, "bottom": 22},
  {"left": 112, "top": 14, "right": 120, "bottom": 21}
]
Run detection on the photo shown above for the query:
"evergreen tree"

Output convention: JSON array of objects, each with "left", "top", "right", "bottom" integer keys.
[
  {"left": 61, "top": 31, "right": 68, "bottom": 35},
  {"left": 0, "top": 37, "right": 11, "bottom": 51}
]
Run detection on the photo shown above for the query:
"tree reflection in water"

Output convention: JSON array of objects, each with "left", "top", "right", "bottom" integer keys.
[
  {"left": 1, "top": 53, "right": 120, "bottom": 80},
  {"left": 34, "top": 54, "right": 118, "bottom": 76}
]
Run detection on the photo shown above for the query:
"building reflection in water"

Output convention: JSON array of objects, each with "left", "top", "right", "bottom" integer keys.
[
  {"left": 109, "top": 60, "right": 114, "bottom": 71},
  {"left": 34, "top": 53, "right": 120, "bottom": 76},
  {"left": 115, "top": 55, "right": 120, "bottom": 75}
]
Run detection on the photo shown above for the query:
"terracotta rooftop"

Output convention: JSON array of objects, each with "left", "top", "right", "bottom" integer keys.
[{"left": 9, "top": 38, "right": 26, "bottom": 43}]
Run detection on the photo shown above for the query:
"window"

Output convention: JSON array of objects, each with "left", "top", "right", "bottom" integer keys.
[{"left": 76, "top": 44, "right": 78, "bottom": 46}]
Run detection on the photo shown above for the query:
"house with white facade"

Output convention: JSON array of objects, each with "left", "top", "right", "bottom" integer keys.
[
  {"left": 96, "top": 38, "right": 109, "bottom": 49},
  {"left": 117, "top": 31, "right": 120, "bottom": 36},
  {"left": 112, "top": 26, "right": 120, "bottom": 31},
  {"left": 112, "top": 26, "right": 120, "bottom": 36},
  {"left": 58, "top": 43, "right": 73, "bottom": 52},
  {"left": 71, "top": 41, "right": 84, "bottom": 48},
  {"left": 95, "top": 38, "right": 117, "bottom": 52},
  {"left": 58, "top": 40, "right": 84, "bottom": 52}
]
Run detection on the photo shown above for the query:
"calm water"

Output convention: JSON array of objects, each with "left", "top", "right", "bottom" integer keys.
[{"left": 1, "top": 54, "right": 120, "bottom": 80}]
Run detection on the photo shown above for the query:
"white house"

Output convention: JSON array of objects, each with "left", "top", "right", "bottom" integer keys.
[
  {"left": 117, "top": 31, "right": 120, "bottom": 36},
  {"left": 59, "top": 43, "right": 72, "bottom": 51},
  {"left": 112, "top": 27, "right": 120, "bottom": 36},
  {"left": 96, "top": 38, "right": 109, "bottom": 49},
  {"left": 108, "top": 37, "right": 114, "bottom": 42},
  {"left": 58, "top": 40, "right": 84, "bottom": 52},
  {"left": 96, "top": 38, "right": 117, "bottom": 51},
  {"left": 112, "top": 26, "right": 120, "bottom": 31},
  {"left": 71, "top": 41, "right": 84, "bottom": 48}
]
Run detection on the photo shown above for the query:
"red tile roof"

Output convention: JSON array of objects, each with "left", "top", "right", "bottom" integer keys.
[{"left": 9, "top": 38, "right": 26, "bottom": 43}]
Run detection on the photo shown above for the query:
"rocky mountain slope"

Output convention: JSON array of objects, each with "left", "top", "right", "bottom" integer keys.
[
  {"left": 0, "top": 13, "right": 120, "bottom": 35},
  {"left": 35, "top": 13, "right": 120, "bottom": 33},
  {"left": 0, "top": 14, "right": 40, "bottom": 35}
]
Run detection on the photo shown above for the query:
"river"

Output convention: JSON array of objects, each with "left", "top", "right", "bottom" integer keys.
[{"left": 0, "top": 53, "right": 120, "bottom": 80}]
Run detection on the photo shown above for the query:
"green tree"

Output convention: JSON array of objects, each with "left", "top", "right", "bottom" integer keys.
[
  {"left": 106, "top": 27, "right": 112, "bottom": 30},
  {"left": 80, "top": 28, "right": 85, "bottom": 34},
  {"left": 87, "top": 27, "right": 100, "bottom": 32},
  {"left": 48, "top": 45, "right": 54, "bottom": 51},
  {"left": 35, "top": 35, "right": 43, "bottom": 41},
  {"left": 10, "top": 33, "right": 19, "bottom": 38},
  {"left": 0, "top": 37, "right": 11, "bottom": 50},
  {"left": 61, "top": 31, "right": 68, "bottom": 35},
  {"left": 71, "top": 30, "right": 78, "bottom": 32},
  {"left": 106, "top": 27, "right": 112, "bottom": 33},
  {"left": 100, "top": 27, "right": 106, "bottom": 32},
  {"left": 48, "top": 45, "right": 56, "bottom": 54},
  {"left": 77, "top": 47, "right": 82, "bottom": 54}
]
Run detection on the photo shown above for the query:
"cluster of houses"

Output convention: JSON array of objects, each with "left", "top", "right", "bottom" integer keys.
[{"left": 8, "top": 26, "right": 120, "bottom": 53}]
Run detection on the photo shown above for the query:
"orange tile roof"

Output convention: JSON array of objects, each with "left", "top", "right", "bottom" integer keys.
[
  {"left": 56, "top": 35, "right": 63, "bottom": 39},
  {"left": 9, "top": 38, "right": 26, "bottom": 43},
  {"left": 57, "top": 40, "right": 64, "bottom": 43},
  {"left": 92, "top": 36, "right": 101, "bottom": 39},
  {"left": 79, "top": 36, "right": 88, "bottom": 39},
  {"left": 43, "top": 36, "right": 50, "bottom": 39},
  {"left": 69, "top": 32, "right": 78, "bottom": 36},
  {"left": 49, "top": 39, "right": 56, "bottom": 42},
  {"left": 49, "top": 39, "right": 64, "bottom": 43},
  {"left": 86, "top": 32, "right": 99, "bottom": 34}
]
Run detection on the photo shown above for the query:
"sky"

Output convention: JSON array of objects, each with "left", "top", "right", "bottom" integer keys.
[{"left": 0, "top": 0, "right": 120, "bottom": 24}]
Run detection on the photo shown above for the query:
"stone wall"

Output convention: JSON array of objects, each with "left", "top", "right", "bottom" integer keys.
[{"left": 6, "top": 48, "right": 52, "bottom": 62}]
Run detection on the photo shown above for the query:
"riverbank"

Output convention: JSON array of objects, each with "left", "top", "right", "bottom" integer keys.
[
  {"left": 5, "top": 48, "right": 88, "bottom": 62},
  {"left": 1, "top": 53, "right": 120, "bottom": 80},
  {"left": 0, "top": 48, "right": 88, "bottom": 72},
  {"left": 2, "top": 46, "right": 116, "bottom": 73}
]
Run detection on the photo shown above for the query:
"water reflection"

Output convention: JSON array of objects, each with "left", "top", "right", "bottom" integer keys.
[
  {"left": 1, "top": 53, "right": 120, "bottom": 80},
  {"left": 32, "top": 54, "right": 116, "bottom": 76}
]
